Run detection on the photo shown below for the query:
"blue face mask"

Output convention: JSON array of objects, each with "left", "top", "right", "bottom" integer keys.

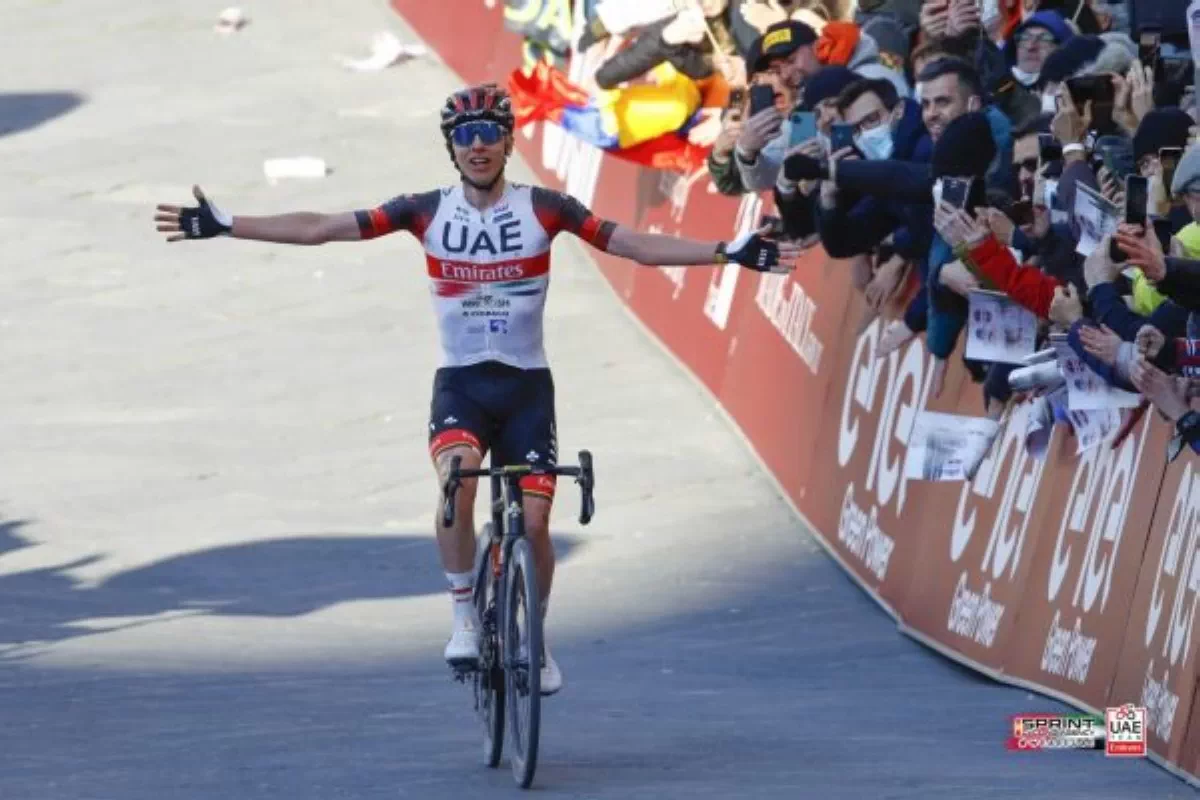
[{"left": 854, "top": 123, "right": 894, "bottom": 161}]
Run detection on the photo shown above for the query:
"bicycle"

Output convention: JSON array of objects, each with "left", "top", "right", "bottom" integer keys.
[{"left": 442, "top": 450, "right": 595, "bottom": 789}]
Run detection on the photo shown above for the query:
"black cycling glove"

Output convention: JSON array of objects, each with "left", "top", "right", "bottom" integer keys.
[
  {"left": 720, "top": 230, "right": 784, "bottom": 273},
  {"left": 178, "top": 189, "right": 233, "bottom": 239},
  {"left": 783, "top": 153, "right": 829, "bottom": 182}
]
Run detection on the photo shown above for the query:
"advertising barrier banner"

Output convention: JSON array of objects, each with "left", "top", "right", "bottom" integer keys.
[{"left": 392, "top": 0, "right": 1200, "bottom": 784}]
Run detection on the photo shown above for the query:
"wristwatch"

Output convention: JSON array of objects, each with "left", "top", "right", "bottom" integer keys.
[{"left": 1168, "top": 409, "right": 1200, "bottom": 463}]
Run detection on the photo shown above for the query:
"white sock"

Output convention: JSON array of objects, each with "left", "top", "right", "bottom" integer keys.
[{"left": 447, "top": 571, "right": 476, "bottom": 625}]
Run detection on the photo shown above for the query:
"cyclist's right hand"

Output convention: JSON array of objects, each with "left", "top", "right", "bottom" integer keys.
[{"left": 155, "top": 185, "right": 232, "bottom": 241}]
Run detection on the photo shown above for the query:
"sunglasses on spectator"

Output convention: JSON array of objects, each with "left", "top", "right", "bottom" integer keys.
[
  {"left": 451, "top": 120, "right": 506, "bottom": 147},
  {"left": 1016, "top": 31, "right": 1056, "bottom": 46}
]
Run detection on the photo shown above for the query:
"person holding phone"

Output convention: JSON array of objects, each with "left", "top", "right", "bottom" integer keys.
[{"left": 773, "top": 66, "right": 859, "bottom": 242}]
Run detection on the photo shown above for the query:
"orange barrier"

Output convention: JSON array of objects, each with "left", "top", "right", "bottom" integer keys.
[{"left": 392, "top": 1, "right": 1200, "bottom": 785}]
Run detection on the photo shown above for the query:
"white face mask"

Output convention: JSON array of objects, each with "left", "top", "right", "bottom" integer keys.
[
  {"left": 1011, "top": 65, "right": 1040, "bottom": 87},
  {"left": 855, "top": 123, "right": 894, "bottom": 161}
]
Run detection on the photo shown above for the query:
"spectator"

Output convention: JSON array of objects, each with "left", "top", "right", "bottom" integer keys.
[
  {"left": 772, "top": 66, "right": 861, "bottom": 237},
  {"left": 1004, "top": 10, "right": 1073, "bottom": 91},
  {"left": 811, "top": 76, "right": 932, "bottom": 259}
]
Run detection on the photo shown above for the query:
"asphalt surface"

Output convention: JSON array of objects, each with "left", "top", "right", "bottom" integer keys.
[{"left": 0, "top": 1, "right": 1193, "bottom": 797}]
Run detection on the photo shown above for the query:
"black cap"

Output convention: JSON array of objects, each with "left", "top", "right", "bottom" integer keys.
[{"left": 747, "top": 20, "right": 819, "bottom": 74}]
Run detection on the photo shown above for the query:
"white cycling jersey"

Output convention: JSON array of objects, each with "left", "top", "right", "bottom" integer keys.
[{"left": 356, "top": 182, "right": 615, "bottom": 369}]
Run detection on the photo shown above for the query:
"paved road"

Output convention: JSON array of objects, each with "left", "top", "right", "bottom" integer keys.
[{"left": 0, "top": 1, "right": 1192, "bottom": 797}]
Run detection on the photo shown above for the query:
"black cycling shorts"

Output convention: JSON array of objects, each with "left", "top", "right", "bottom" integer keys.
[{"left": 428, "top": 361, "right": 558, "bottom": 499}]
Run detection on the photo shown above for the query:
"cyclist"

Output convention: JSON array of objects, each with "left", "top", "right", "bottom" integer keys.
[{"left": 153, "top": 83, "right": 799, "bottom": 696}]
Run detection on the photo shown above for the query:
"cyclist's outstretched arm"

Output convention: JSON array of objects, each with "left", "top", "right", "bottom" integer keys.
[
  {"left": 155, "top": 185, "right": 361, "bottom": 245},
  {"left": 156, "top": 185, "right": 443, "bottom": 246},
  {"left": 605, "top": 224, "right": 798, "bottom": 272},
  {"left": 531, "top": 186, "right": 797, "bottom": 274}
]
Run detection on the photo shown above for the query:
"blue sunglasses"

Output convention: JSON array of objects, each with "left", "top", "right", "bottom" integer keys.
[{"left": 451, "top": 120, "right": 505, "bottom": 147}]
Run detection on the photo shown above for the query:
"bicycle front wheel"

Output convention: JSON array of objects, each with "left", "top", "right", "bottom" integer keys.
[
  {"left": 504, "top": 537, "right": 541, "bottom": 789},
  {"left": 473, "top": 524, "right": 504, "bottom": 768}
]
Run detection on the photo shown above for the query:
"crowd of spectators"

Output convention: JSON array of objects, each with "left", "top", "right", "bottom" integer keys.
[{"left": 514, "top": 0, "right": 1200, "bottom": 476}]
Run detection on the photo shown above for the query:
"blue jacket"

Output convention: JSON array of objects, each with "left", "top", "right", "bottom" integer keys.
[{"left": 816, "top": 99, "right": 933, "bottom": 260}]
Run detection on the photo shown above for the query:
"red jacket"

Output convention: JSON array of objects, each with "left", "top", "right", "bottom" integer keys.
[{"left": 963, "top": 236, "right": 1063, "bottom": 319}]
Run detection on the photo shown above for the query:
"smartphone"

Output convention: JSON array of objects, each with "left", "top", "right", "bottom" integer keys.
[
  {"left": 1161, "top": 145, "right": 1180, "bottom": 191},
  {"left": 749, "top": 84, "right": 776, "bottom": 117},
  {"left": 1138, "top": 26, "right": 1161, "bottom": 72},
  {"left": 1066, "top": 74, "right": 1115, "bottom": 108},
  {"left": 1007, "top": 199, "right": 1034, "bottom": 227},
  {"left": 941, "top": 177, "right": 975, "bottom": 209},
  {"left": 1099, "top": 143, "right": 1134, "bottom": 182},
  {"left": 1038, "top": 133, "right": 1062, "bottom": 165},
  {"left": 1109, "top": 175, "right": 1150, "bottom": 263},
  {"left": 830, "top": 122, "right": 856, "bottom": 153},
  {"left": 1125, "top": 175, "right": 1149, "bottom": 227},
  {"left": 789, "top": 111, "right": 817, "bottom": 147}
]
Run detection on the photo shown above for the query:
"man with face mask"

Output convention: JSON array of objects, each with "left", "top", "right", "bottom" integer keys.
[
  {"left": 811, "top": 77, "right": 932, "bottom": 261},
  {"left": 1005, "top": 10, "right": 1072, "bottom": 90}
]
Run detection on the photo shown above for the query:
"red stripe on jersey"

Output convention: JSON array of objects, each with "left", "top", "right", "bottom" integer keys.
[
  {"left": 425, "top": 252, "right": 550, "bottom": 282},
  {"left": 367, "top": 207, "right": 390, "bottom": 237}
]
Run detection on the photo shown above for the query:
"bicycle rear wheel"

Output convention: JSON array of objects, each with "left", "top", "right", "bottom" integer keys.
[
  {"left": 472, "top": 524, "right": 504, "bottom": 768},
  {"left": 504, "top": 537, "right": 541, "bottom": 788}
]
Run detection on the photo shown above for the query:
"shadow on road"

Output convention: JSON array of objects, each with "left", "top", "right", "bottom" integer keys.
[
  {"left": 0, "top": 92, "right": 84, "bottom": 138},
  {"left": 0, "top": 520, "right": 583, "bottom": 653}
]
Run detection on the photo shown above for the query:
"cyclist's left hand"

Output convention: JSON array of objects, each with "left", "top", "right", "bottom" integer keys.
[{"left": 724, "top": 223, "right": 799, "bottom": 273}]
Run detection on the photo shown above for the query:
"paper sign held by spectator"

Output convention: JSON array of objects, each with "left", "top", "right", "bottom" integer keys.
[
  {"left": 966, "top": 289, "right": 1038, "bottom": 364},
  {"left": 904, "top": 412, "right": 1001, "bottom": 482},
  {"left": 1073, "top": 182, "right": 1119, "bottom": 257},
  {"left": 1023, "top": 395, "right": 1056, "bottom": 461},
  {"left": 1066, "top": 407, "right": 1120, "bottom": 454},
  {"left": 1051, "top": 336, "right": 1141, "bottom": 411}
]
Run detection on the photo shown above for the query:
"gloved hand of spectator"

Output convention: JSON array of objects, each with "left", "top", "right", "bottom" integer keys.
[
  {"left": 1136, "top": 324, "right": 1166, "bottom": 358},
  {"left": 737, "top": 105, "right": 784, "bottom": 160},
  {"left": 783, "top": 151, "right": 831, "bottom": 182},
  {"left": 1084, "top": 234, "right": 1121, "bottom": 288},
  {"left": 1115, "top": 223, "right": 1166, "bottom": 281}
]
